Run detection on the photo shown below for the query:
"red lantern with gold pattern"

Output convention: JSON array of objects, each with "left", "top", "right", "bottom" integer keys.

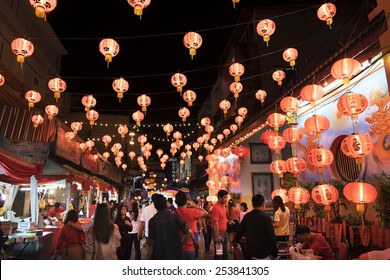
[
  {"left": 317, "top": 3, "right": 336, "bottom": 29},
  {"left": 183, "top": 90, "right": 196, "bottom": 107},
  {"left": 304, "top": 115, "right": 330, "bottom": 138},
  {"left": 81, "top": 95, "right": 96, "bottom": 112},
  {"left": 267, "top": 113, "right": 285, "bottom": 131},
  {"left": 280, "top": 96, "right": 300, "bottom": 113},
  {"left": 112, "top": 77, "right": 129, "bottom": 102},
  {"left": 48, "top": 77, "right": 66, "bottom": 102},
  {"left": 71, "top": 122, "right": 82, "bottom": 135},
  {"left": 171, "top": 73, "right": 187, "bottom": 95},
  {"left": 331, "top": 58, "right": 361, "bottom": 85},
  {"left": 230, "top": 124, "right": 238, "bottom": 134},
  {"left": 340, "top": 133, "right": 373, "bottom": 164},
  {"left": 235, "top": 115, "right": 244, "bottom": 127},
  {"left": 286, "top": 157, "right": 307, "bottom": 177},
  {"left": 163, "top": 123, "right": 173, "bottom": 136},
  {"left": 307, "top": 147, "right": 334, "bottom": 168},
  {"left": 256, "top": 19, "right": 276, "bottom": 47},
  {"left": 178, "top": 107, "right": 190, "bottom": 122},
  {"left": 312, "top": 184, "right": 339, "bottom": 210},
  {"left": 183, "top": 32, "right": 202, "bottom": 59},
  {"left": 255, "top": 89, "right": 267, "bottom": 104},
  {"left": 260, "top": 129, "right": 277, "bottom": 144},
  {"left": 137, "top": 94, "right": 151, "bottom": 112},
  {"left": 343, "top": 181, "right": 377, "bottom": 213},
  {"left": 45, "top": 105, "right": 59, "bottom": 120},
  {"left": 86, "top": 110, "right": 99, "bottom": 126},
  {"left": 283, "top": 48, "right": 298, "bottom": 68},
  {"left": 25, "top": 90, "right": 41, "bottom": 110},
  {"left": 233, "top": 146, "right": 249, "bottom": 161},
  {"left": 238, "top": 107, "right": 248, "bottom": 119},
  {"left": 201, "top": 117, "right": 211, "bottom": 127},
  {"left": 31, "top": 114, "right": 44, "bottom": 128},
  {"left": 102, "top": 135, "right": 112, "bottom": 147},
  {"left": 223, "top": 128, "right": 231, "bottom": 138},
  {"left": 132, "top": 110, "right": 144, "bottom": 126},
  {"left": 282, "top": 127, "right": 304, "bottom": 144},
  {"left": 288, "top": 186, "right": 310, "bottom": 208},
  {"left": 300, "top": 84, "right": 325, "bottom": 107},
  {"left": 270, "top": 159, "right": 287, "bottom": 178},
  {"left": 117, "top": 125, "right": 129, "bottom": 139},
  {"left": 29, "top": 0, "right": 57, "bottom": 20},
  {"left": 65, "top": 131, "right": 75, "bottom": 142},
  {"left": 219, "top": 99, "right": 231, "bottom": 116},
  {"left": 272, "top": 70, "right": 286, "bottom": 86},
  {"left": 268, "top": 135, "right": 286, "bottom": 154},
  {"left": 229, "top": 62, "right": 245, "bottom": 82},
  {"left": 230, "top": 82, "right": 243, "bottom": 100},
  {"left": 127, "top": 0, "right": 151, "bottom": 18},
  {"left": 11, "top": 38, "right": 34, "bottom": 65},
  {"left": 221, "top": 175, "right": 231, "bottom": 187},
  {"left": 272, "top": 188, "right": 289, "bottom": 203},
  {"left": 337, "top": 92, "right": 368, "bottom": 121},
  {"left": 99, "top": 38, "right": 120, "bottom": 67},
  {"left": 217, "top": 134, "right": 224, "bottom": 143}
]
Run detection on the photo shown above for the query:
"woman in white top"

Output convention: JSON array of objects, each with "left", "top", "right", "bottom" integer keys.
[
  {"left": 272, "top": 195, "right": 290, "bottom": 242},
  {"left": 129, "top": 201, "right": 141, "bottom": 259}
]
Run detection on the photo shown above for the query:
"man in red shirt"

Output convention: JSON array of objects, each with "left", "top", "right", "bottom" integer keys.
[
  {"left": 175, "top": 191, "right": 208, "bottom": 259},
  {"left": 211, "top": 189, "right": 229, "bottom": 260},
  {"left": 295, "top": 225, "right": 335, "bottom": 260},
  {"left": 48, "top": 202, "right": 65, "bottom": 221}
]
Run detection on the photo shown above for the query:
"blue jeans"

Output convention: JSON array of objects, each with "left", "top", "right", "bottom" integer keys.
[{"left": 184, "top": 251, "right": 196, "bottom": 260}]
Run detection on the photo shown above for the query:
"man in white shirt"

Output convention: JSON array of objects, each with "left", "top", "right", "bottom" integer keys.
[{"left": 138, "top": 193, "right": 157, "bottom": 240}]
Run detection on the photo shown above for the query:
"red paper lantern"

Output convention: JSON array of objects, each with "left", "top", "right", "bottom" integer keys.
[
  {"left": 137, "top": 94, "right": 151, "bottom": 112},
  {"left": 267, "top": 113, "right": 286, "bottom": 131},
  {"left": 201, "top": 117, "right": 211, "bottom": 127},
  {"left": 163, "top": 123, "right": 173, "bottom": 136},
  {"left": 221, "top": 175, "right": 231, "bottom": 187},
  {"left": 280, "top": 96, "right": 300, "bottom": 113},
  {"left": 11, "top": 38, "right": 34, "bottom": 65},
  {"left": 238, "top": 107, "right": 248, "bottom": 118},
  {"left": 65, "top": 131, "right": 75, "bottom": 142},
  {"left": 128, "top": 151, "right": 136, "bottom": 160},
  {"left": 272, "top": 188, "right": 289, "bottom": 203},
  {"left": 132, "top": 110, "right": 144, "bottom": 126},
  {"left": 217, "top": 134, "right": 224, "bottom": 143},
  {"left": 229, "top": 62, "right": 245, "bottom": 82},
  {"left": 205, "top": 125, "right": 214, "bottom": 135},
  {"left": 183, "top": 32, "right": 202, "bottom": 59},
  {"left": 86, "top": 140, "right": 95, "bottom": 150},
  {"left": 282, "top": 127, "right": 304, "bottom": 144},
  {"left": 81, "top": 95, "right": 96, "bottom": 112},
  {"left": 99, "top": 38, "right": 120, "bottom": 67},
  {"left": 223, "top": 128, "right": 231, "bottom": 138},
  {"left": 307, "top": 147, "right": 334, "bottom": 168},
  {"left": 178, "top": 107, "right": 190, "bottom": 122},
  {"left": 117, "top": 125, "right": 129, "bottom": 139},
  {"left": 29, "top": 0, "right": 57, "bottom": 20},
  {"left": 86, "top": 110, "right": 99, "bottom": 126},
  {"left": 283, "top": 48, "right": 298, "bottom": 68},
  {"left": 25, "top": 90, "right": 41, "bottom": 110},
  {"left": 31, "top": 114, "right": 44, "bottom": 128},
  {"left": 337, "top": 92, "right": 368, "bottom": 121},
  {"left": 71, "top": 122, "right": 82, "bottom": 135},
  {"left": 112, "top": 77, "right": 129, "bottom": 102},
  {"left": 304, "top": 114, "right": 330, "bottom": 138},
  {"left": 233, "top": 146, "right": 249, "bottom": 161},
  {"left": 331, "top": 58, "right": 361, "bottom": 85},
  {"left": 103, "top": 152, "right": 110, "bottom": 159},
  {"left": 171, "top": 73, "right": 187, "bottom": 95},
  {"left": 343, "top": 182, "right": 377, "bottom": 213},
  {"left": 340, "top": 133, "right": 373, "bottom": 164},
  {"left": 312, "top": 184, "right": 339, "bottom": 210},
  {"left": 45, "top": 105, "right": 59, "bottom": 120},
  {"left": 288, "top": 186, "right": 310, "bottom": 208},
  {"left": 0, "top": 74, "right": 5, "bottom": 86},
  {"left": 230, "top": 124, "right": 238, "bottom": 134},
  {"left": 270, "top": 159, "right": 287, "bottom": 178},
  {"left": 255, "top": 90, "right": 267, "bottom": 104},
  {"left": 235, "top": 115, "right": 244, "bottom": 127},
  {"left": 272, "top": 70, "right": 286, "bottom": 86},
  {"left": 219, "top": 99, "right": 231, "bottom": 116},
  {"left": 268, "top": 135, "right": 286, "bottom": 154},
  {"left": 102, "top": 135, "right": 112, "bottom": 147},
  {"left": 317, "top": 3, "right": 337, "bottom": 29},
  {"left": 300, "top": 84, "right": 325, "bottom": 106},
  {"left": 286, "top": 156, "right": 307, "bottom": 177},
  {"left": 183, "top": 90, "right": 197, "bottom": 107},
  {"left": 48, "top": 77, "right": 66, "bottom": 102},
  {"left": 230, "top": 82, "right": 243, "bottom": 100},
  {"left": 256, "top": 19, "right": 276, "bottom": 47},
  {"left": 260, "top": 129, "right": 277, "bottom": 145},
  {"left": 127, "top": 0, "right": 151, "bottom": 18}
]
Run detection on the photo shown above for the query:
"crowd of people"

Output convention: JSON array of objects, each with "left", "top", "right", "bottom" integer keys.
[{"left": 50, "top": 191, "right": 340, "bottom": 260}]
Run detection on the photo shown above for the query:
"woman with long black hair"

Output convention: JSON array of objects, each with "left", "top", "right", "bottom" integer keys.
[
  {"left": 129, "top": 201, "right": 141, "bottom": 259},
  {"left": 85, "top": 203, "right": 121, "bottom": 260},
  {"left": 114, "top": 204, "right": 132, "bottom": 259},
  {"left": 272, "top": 195, "right": 290, "bottom": 242}
]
